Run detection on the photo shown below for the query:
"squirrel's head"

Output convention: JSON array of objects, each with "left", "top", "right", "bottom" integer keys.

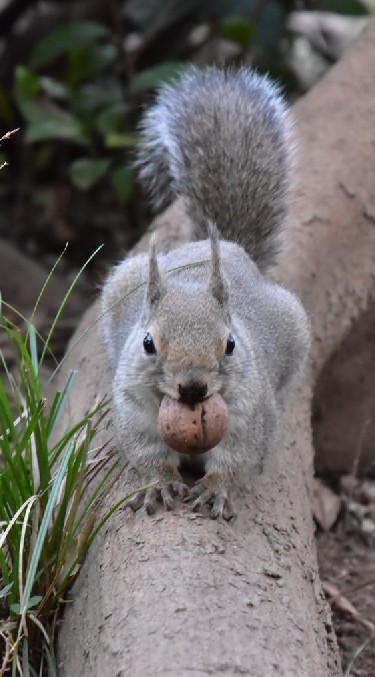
[{"left": 141, "top": 228, "right": 235, "bottom": 404}]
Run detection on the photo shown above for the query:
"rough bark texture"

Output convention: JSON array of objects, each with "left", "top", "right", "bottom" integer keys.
[
  {"left": 314, "top": 300, "right": 375, "bottom": 477},
  {"left": 56, "top": 21, "right": 375, "bottom": 677}
]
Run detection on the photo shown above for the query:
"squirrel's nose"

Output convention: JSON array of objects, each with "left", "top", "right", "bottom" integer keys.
[{"left": 178, "top": 382, "right": 208, "bottom": 406}]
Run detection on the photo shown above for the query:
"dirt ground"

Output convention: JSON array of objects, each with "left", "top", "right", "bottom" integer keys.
[{"left": 317, "top": 492, "right": 375, "bottom": 676}]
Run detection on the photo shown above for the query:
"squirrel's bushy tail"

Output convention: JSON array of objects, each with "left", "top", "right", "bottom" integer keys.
[{"left": 137, "top": 67, "right": 293, "bottom": 272}]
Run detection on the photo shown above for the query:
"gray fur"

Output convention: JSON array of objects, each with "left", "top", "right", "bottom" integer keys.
[
  {"left": 136, "top": 67, "right": 294, "bottom": 273},
  {"left": 147, "top": 236, "right": 166, "bottom": 307},
  {"left": 208, "top": 224, "right": 229, "bottom": 313},
  {"left": 101, "top": 68, "right": 310, "bottom": 519}
]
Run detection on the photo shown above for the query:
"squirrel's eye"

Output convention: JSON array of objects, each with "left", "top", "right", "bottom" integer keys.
[
  {"left": 225, "top": 334, "right": 235, "bottom": 355},
  {"left": 143, "top": 333, "right": 157, "bottom": 355}
]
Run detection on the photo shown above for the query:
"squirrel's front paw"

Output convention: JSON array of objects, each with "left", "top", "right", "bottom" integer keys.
[
  {"left": 185, "top": 475, "right": 236, "bottom": 521},
  {"left": 127, "top": 477, "right": 189, "bottom": 515}
]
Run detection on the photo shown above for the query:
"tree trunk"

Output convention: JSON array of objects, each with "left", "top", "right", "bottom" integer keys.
[{"left": 56, "top": 20, "right": 375, "bottom": 677}]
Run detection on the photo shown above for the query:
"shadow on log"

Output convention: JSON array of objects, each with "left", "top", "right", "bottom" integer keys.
[{"left": 56, "top": 20, "right": 375, "bottom": 677}]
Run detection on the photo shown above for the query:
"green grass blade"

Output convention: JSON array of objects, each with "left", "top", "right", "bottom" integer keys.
[
  {"left": 0, "top": 474, "right": 19, "bottom": 520},
  {"left": 48, "top": 401, "right": 106, "bottom": 467},
  {"left": 52, "top": 423, "right": 92, "bottom": 565},
  {"left": 42, "top": 641, "right": 58, "bottom": 677},
  {"left": 85, "top": 488, "right": 144, "bottom": 552},
  {"left": 40, "top": 244, "right": 103, "bottom": 366},
  {"left": 0, "top": 581, "right": 13, "bottom": 597},
  {"left": 28, "top": 324, "right": 38, "bottom": 376},
  {"left": 344, "top": 636, "right": 373, "bottom": 677},
  {"left": 29, "top": 244, "right": 68, "bottom": 328},
  {"left": 0, "top": 341, "right": 18, "bottom": 402},
  {"left": 22, "top": 637, "right": 30, "bottom": 677},
  {"left": 0, "top": 420, "right": 31, "bottom": 504},
  {"left": 0, "top": 496, "right": 37, "bottom": 552},
  {"left": 73, "top": 459, "right": 118, "bottom": 536},
  {"left": 18, "top": 440, "right": 76, "bottom": 624},
  {"left": 0, "top": 304, "right": 56, "bottom": 366},
  {"left": 46, "top": 370, "right": 76, "bottom": 440},
  {"left": 54, "top": 487, "right": 145, "bottom": 599},
  {"left": 17, "top": 401, "right": 44, "bottom": 460},
  {"left": 18, "top": 498, "right": 36, "bottom": 609},
  {"left": 0, "top": 372, "right": 19, "bottom": 442}
]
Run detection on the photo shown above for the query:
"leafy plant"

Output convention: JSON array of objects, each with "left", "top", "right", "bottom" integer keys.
[
  {"left": 219, "top": 16, "right": 255, "bottom": 47},
  {"left": 0, "top": 255, "right": 135, "bottom": 674},
  {"left": 12, "top": 20, "right": 184, "bottom": 207},
  {"left": 322, "top": 0, "right": 369, "bottom": 15}
]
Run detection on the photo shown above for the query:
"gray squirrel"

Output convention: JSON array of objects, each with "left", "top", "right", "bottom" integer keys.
[{"left": 101, "top": 67, "right": 311, "bottom": 520}]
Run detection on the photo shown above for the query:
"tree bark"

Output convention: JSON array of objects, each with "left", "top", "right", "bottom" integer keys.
[{"left": 56, "top": 20, "right": 375, "bottom": 677}]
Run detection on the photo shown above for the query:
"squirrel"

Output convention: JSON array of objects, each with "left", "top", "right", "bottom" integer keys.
[{"left": 101, "top": 67, "right": 311, "bottom": 520}]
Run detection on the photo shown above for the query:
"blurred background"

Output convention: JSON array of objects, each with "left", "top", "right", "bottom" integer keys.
[{"left": 0, "top": 0, "right": 372, "bottom": 291}]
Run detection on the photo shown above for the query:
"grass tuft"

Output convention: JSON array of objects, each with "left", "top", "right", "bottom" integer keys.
[{"left": 0, "top": 255, "right": 133, "bottom": 675}]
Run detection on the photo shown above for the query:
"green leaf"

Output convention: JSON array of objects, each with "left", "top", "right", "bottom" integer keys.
[
  {"left": 14, "top": 67, "right": 88, "bottom": 145},
  {"left": 42, "top": 643, "right": 58, "bottom": 677},
  {"left": 130, "top": 62, "right": 184, "bottom": 94},
  {"left": 124, "top": 0, "right": 202, "bottom": 31},
  {"left": 68, "top": 158, "right": 111, "bottom": 190},
  {"left": 219, "top": 16, "right": 255, "bottom": 46},
  {"left": 105, "top": 132, "right": 137, "bottom": 149},
  {"left": 14, "top": 66, "right": 40, "bottom": 119},
  {"left": 323, "top": 0, "right": 369, "bottom": 14},
  {"left": 40, "top": 77, "right": 68, "bottom": 100},
  {"left": 25, "top": 103, "right": 88, "bottom": 145},
  {"left": 96, "top": 102, "right": 130, "bottom": 135},
  {"left": 71, "top": 82, "right": 124, "bottom": 117},
  {"left": 110, "top": 166, "right": 135, "bottom": 204},
  {"left": 10, "top": 595, "right": 42, "bottom": 615},
  {"left": 30, "top": 21, "right": 111, "bottom": 69},
  {"left": 0, "top": 582, "right": 13, "bottom": 598},
  {"left": 67, "top": 44, "right": 116, "bottom": 87}
]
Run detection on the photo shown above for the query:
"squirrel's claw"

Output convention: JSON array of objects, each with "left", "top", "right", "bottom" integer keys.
[
  {"left": 126, "top": 491, "right": 145, "bottom": 512},
  {"left": 127, "top": 481, "right": 189, "bottom": 515},
  {"left": 186, "top": 486, "right": 213, "bottom": 511},
  {"left": 126, "top": 487, "right": 160, "bottom": 514},
  {"left": 211, "top": 494, "right": 236, "bottom": 521},
  {"left": 185, "top": 482, "right": 236, "bottom": 521},
  {"left": 160, "top": 481, "right": 189, "bottom": 509},
  {"left": 144, "top": 487, "right": 162, "bottom": 514},
  {"left": 169, "top": 480, "right": 190, "bottom": 499}
]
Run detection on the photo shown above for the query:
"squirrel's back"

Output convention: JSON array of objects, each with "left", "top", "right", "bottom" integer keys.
[{"left": 137, "top": 67, "right": 293, "bottom": 273}]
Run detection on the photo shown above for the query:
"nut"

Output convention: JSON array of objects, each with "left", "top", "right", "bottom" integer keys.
[{"left": 158, "top": 394, "right": 229, "bottom": 454}]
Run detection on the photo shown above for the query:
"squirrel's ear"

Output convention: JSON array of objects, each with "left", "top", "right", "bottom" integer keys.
[
  {"left": 147, "top": 236, "right": 166, "bottom": 307},
  {"left": 209, "top": 223, "right": 229, "bottom": 310}
]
